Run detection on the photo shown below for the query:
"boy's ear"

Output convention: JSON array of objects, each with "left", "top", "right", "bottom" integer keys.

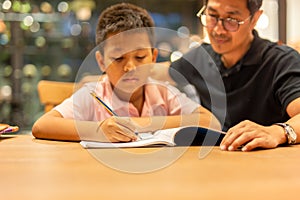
[
  {"left": 152, "top": 48, "right": 159, "bottom": 63},
  {"left": 95, "top": 51, "right": 106, "bottom": 72}
]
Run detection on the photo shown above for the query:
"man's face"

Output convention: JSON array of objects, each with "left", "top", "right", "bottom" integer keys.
[{"left": 205, "top": 0, "right": 255, "bottom": 55}]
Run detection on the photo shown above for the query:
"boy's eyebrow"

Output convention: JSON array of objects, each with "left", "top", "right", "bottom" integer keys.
[
  {"left": 135, "top": 47, "right": 151, "bottom": 50},
  {"left": 109, "top": 46, "right": 150, "bottom": 54},
  {"left": 110, "top": 47, "right": 123, "bottom": 52}
]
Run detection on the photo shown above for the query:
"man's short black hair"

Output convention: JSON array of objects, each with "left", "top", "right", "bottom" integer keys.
[{"left": 204, "top": 0, "right": 263, "bottom": 16}]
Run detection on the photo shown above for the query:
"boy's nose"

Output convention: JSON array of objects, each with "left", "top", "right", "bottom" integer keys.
[{"left": 123, "top": 61, "right": 136, "bottom": 72}]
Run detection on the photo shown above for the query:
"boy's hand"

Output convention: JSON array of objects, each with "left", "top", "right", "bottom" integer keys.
[
  {"left": 98, "top": 116, "right": 138, "bottom": 142},
  {"left": 0, "top": 124, "right": 9, "bottom": 132}
]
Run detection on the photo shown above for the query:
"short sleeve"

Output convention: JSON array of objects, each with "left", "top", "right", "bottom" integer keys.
[{"left": 54, "top": 84, "right": 96, "bottom": 121}]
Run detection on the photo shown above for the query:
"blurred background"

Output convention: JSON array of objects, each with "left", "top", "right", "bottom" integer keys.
[{"left": 0, "top": 0, "right": 299, "bottom": 131}]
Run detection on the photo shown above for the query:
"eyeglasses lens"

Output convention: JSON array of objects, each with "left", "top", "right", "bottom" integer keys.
[{"left": 200, "top": 15, "right": 239, "bottom": 32}]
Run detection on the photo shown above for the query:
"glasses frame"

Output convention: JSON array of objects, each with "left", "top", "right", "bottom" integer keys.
[{"left": 196, "top": 6, "right": 252, "bottom": 32}]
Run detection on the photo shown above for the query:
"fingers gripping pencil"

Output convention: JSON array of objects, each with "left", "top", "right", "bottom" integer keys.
[{"left": 90, "top": 91, "right": 141, "bottom": 139}]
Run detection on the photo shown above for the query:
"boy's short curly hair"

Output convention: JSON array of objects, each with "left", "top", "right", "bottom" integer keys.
[{"left": 95, "top": 3, "right": 155, "bottom": 46}]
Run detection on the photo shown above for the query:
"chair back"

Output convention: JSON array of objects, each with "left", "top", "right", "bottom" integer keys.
[{"left": 37, "top": 80, "right": 75, "bottom": 112}]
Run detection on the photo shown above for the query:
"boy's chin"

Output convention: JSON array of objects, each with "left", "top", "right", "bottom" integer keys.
[
  {"left": 114, "top": 81, "right": 145, "bottom": 94},
  {"left": 113, "top": 87, "right": 140, "bottom": 99}
]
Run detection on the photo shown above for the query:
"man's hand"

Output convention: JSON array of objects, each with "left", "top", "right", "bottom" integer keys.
[{"left": 220, "top": 120, "right": 287, "bottom": 152}]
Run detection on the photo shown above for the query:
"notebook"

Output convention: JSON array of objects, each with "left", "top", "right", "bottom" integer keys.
[{"left": 80, "top": 126, "right": 225, "bottom": 148}]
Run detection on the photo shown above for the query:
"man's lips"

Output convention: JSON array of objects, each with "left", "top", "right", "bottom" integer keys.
[
  {"left": 213, "top": 37, "right": 229, "bottom": 44},
  {"left": 211, "top": 33, "right": 230, "bottom": 44}
]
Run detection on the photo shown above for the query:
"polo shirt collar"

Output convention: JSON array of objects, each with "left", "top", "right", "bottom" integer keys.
[
  {"left": 241, "top": 30, "right": 264, "bottom": 66},
  {"left": 104, "top": 78, "right": 166, "bottom": 117}
]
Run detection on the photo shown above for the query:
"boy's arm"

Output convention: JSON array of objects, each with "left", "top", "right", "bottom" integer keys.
[
  {"left": 32, "top": 106, "right": 220, "bottom": 142},
  {"left": 32, "top": 110, "right": 137, "bottom": 142},
  {"left": 130, "top": 106, "right": 221, "bottom": 133},
  {"left": 32, "top": 110, "right": 98, "bottom": 141}
]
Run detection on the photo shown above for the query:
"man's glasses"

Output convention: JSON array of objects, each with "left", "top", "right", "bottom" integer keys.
[{"left": 196, "top": 6, "right": 252, "bottom": 32}]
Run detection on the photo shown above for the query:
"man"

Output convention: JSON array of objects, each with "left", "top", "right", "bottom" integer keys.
[{"left": 156, "top": 0, "right": 300, "bottom": 151}]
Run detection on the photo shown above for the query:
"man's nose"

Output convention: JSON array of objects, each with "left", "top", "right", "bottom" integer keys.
[{"left": 213, "top": 19, "right": 227, "bottom": 34}]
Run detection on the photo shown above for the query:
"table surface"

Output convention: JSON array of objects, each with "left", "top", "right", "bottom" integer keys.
[{"left": 1, "top": 134, "right": 300, "bottom": 200}]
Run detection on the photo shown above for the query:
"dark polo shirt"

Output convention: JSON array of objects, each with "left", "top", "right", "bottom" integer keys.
[{"left": 170, "top": 31, "right": 300, "bottom": 131}]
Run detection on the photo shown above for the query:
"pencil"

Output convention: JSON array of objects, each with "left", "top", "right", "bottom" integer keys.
[
  {"left": 90, "top": 92, "right": 118, "bottom": 116},
  {"left": 0, "top": 126, "right": 19, "bottom": 134}
]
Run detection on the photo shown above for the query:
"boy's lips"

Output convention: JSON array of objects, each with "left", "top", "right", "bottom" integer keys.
[{"left": 122, "top": 77, "right": 139, "bottom": 83}]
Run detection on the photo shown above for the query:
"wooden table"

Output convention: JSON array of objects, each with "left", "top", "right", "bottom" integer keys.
[{"left": 1, "top": 134, "right": 300, "bottom": 200}]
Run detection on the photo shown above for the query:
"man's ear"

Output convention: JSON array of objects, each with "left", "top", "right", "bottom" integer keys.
[
  {"left": 250, "top": 10, "right": 263, "bottom": 29},
  {"left": 95, "top": 51, "right": 106, "bottom": 72}
]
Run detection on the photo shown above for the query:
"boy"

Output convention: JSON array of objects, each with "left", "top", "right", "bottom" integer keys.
[{"left": 32, "top": 3, "right": 220, "bottom": 142}]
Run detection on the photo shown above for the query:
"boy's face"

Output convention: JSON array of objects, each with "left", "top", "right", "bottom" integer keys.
[{"left": 96, "top": 31, "right": 158, "bottom": 96}]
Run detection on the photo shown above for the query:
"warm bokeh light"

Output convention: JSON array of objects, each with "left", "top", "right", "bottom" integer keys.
[
  {"left": 23, "top": 15, "right": 34, "bottom": 26},
  {"left": 23, "top": 64, "right": 37, "bottom": 78},
  {"left": 177, "top": 26, "right": 190, "bottom": 38},
  {"left": 2, "top": 0, "right": 12, "bottom": 10},
  {"left": 58, "top": 1, "right": 69, "bottom": 13},
  {"left": 21, "top": 82, "right": 33, "bottom": 94},
  {"left": 30, "top": 21, "right": 40, "bottom": 32},
  {"left": 41, "top": 65, "right": 52, "bottom": 77},
  {"left": 189, "top": 34, "right": 202, "bottom": 49},
  {"left": 0, "top": 20, "right": 6, "bottom": 33},
  {"left": 0, "top": 85, "right": 12, "bottom": 100},
  {"left": 170, "top": 51, "right": 183, "bottom": 62},
  {"left": 76, "top": 7, "right": 91, "bottom": 21},
  {"left": 256, "top": 13, "right": 270, "bottom": 30},
  {"left": 40, "top": 2, "right": 52, "bottom": 13},
  {"left": 35, "top": 36, "right": 46, "bottom": 47},
  {"left": 157, "top": 42, "right": 172, "bottom": 58},
  {"left": 70, "top": 23, "right": 82, "bottom": 36},
  {"left": 71, "top": 0, "right": 95, "bottom": 21},
  {"left": 57, "top": 64, "right": 72, "bottom": 78},
  {"left": 3, "top": 65, "right": 13, "bottom": 77}
]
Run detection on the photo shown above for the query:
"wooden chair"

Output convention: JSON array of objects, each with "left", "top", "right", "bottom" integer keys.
[{"left": 37, "top": 80, "right": 75, "bottom": 113}]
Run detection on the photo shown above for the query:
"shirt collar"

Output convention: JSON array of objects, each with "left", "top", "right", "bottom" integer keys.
[
  {"left": 241, "top": 30, "right": 264, "bottom": 66},
  {"left": 101, "top": 77, "right": 167, "bottom": 117},
  {"left": 142, "top": 79, "right": 167, "bottom": 116}
]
